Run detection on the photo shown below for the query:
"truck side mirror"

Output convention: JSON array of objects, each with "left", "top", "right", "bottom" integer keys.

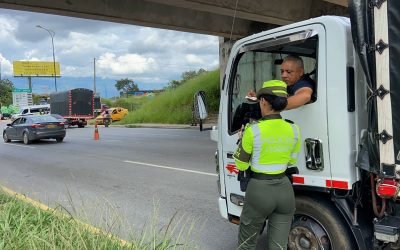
[{"left": 193, "top": 91, "right": 209, "bottom": 131}]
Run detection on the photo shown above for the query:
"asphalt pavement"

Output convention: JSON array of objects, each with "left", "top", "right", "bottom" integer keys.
[{"left": 0, "top": 119, "right": 240, "bottom": 250}]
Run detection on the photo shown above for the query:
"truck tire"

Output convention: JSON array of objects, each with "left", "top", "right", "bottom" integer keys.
[
  {"left": 288, "top": 195, "right": 354, "bottom": 250},
  {"left": 78, "top": 124, "right": 85, "bottom": 128},
  {"left": 56, "top": 137, "right": 64, "bottom": 143}
]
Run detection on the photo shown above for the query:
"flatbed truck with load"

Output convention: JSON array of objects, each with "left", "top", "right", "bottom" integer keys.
[
  {"left": 208, "top": 0, "right": 400, "bottom": 249},
  {"left": 50, "top": 88, "right": 94, "bottom": 128}
]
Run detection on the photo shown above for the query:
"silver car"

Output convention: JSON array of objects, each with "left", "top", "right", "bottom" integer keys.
[{"left": 3, "top": 115, "right": 66, "bottom": 144}]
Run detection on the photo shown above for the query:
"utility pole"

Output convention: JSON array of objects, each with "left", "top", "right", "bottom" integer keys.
[
  {"left": 0, "top": 59, "right": 2, "bottom": 80},
  {"left": 36, "top": 25, "right": 57, "bottom": 92},
  {"left": 93, "top": 57, "right": 96, "bottom": 95}
]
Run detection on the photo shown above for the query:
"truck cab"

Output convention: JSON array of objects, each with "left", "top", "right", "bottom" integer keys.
[{"left": 213, "top": 16, "right": 387, "bottom": 249}]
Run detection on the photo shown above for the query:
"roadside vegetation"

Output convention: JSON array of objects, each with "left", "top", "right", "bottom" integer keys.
[
  {"left": 102, "top": 96, "right": 148, "bottom": 112},
  {"left": 0, "top": 190, "right": 196, "bottom": 249},
  {"left": 109, "top": 69, "right": 220, "bottom": 124}
]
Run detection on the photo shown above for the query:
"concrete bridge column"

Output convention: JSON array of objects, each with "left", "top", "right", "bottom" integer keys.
[{"left": 219, "top": 37, "right": 236, "bottom": 89}]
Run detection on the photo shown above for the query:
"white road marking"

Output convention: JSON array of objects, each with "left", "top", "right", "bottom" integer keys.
[
  {"left": 124, "top": 160, "right": 217, "bottom": 177},
  {"left": 4, "top": 143, "right": 35, "bottom": 149}
]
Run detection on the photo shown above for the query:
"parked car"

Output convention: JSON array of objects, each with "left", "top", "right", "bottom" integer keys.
[
  {"left": 50, "top": 114, "right": 69, "bottom": 128},
  {"left": 95, "top": 107, "right": 128, "bottom": 125},
  {"left": 1, "top": 113, "right": 11, "bottom": 120},
  {"left": 3, "top": 114, "right": 66, "bottom": 144}
]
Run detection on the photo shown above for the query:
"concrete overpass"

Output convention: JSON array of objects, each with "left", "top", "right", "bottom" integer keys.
[
  {"left": 0, "top": 0, "right": 348, "bottom": 81},
  {"left": 0, "top": 0, "right": 347, "bottom": 39}
]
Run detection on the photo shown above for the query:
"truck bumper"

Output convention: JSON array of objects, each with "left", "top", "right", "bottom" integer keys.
[{"left": 218, "top": 197, "right": 228, "bottom": 220}]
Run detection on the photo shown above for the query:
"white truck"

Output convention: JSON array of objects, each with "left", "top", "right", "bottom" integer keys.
[{"left": 209, "top": 0, "right": 400, "bottom": 249}]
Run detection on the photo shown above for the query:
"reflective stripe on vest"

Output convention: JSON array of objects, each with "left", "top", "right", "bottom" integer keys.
[
  {"left": 250, "top": 122, "right": 299, "bottom": 174},
  {"left": 289, "top": 123, "right": 299, "bottom": 159}
]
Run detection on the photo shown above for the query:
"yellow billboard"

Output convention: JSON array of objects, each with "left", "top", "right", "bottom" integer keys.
[{"left": 13, "top": 61, "right": 60, "bottom": 77}]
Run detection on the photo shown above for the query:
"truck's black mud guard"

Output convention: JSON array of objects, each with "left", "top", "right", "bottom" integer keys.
[{"left": 332, "top": 197, "right": 373, "bottom": 250}]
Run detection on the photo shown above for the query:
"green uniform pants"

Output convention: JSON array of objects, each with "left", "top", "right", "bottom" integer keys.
[{"left": 238, "top": 176, "right": 295, "bottom": 250}]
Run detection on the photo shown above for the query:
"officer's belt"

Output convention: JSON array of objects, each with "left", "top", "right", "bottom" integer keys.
[{"left": 251, "top": 172, "right": 286, "bottom": 180}]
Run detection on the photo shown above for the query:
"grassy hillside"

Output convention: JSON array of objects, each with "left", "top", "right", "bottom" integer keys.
[{"left": 118, "top": 69, "right": 220, "bottom": 124}]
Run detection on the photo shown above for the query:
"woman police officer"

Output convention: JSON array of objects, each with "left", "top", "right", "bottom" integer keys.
[{"left": 233, "top": 80, "right": 301, "bottom": 250}]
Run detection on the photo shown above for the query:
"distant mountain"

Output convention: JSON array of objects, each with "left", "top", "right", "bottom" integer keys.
[{"left": 9, "top": 76, "right": 166, "bottom": 98}]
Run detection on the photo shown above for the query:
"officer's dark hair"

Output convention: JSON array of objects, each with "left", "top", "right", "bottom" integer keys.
[{"left": 259, "top": 94, "right": 287, "bottom": 112}]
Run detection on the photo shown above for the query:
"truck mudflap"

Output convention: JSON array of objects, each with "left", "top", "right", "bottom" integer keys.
[{"left": 218, "top": 197, "right": 228, "bottom": 220}]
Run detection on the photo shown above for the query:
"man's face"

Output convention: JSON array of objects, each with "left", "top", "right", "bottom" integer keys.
[{"left": 280, "top": 60, "right": 304, "bottom": 86}]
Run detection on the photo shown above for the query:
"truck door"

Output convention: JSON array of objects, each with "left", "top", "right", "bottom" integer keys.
[{"left": 221, "top": 24, "right": 328, "bottom": 218}]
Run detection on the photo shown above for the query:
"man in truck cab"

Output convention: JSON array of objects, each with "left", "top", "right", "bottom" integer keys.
[
  {"left": 247, "top": 55, "right": 316, "bottom": 110},
  {"left": 281, "top": 55, "right": 316, "bottom": 110},
  {"left": 234, "top": 80, "right": 301, "bottom": 250}
]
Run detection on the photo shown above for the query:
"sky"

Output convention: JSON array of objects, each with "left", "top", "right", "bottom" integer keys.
[{"left": 0, "top": 8, "right": 220, "bottom": 98}]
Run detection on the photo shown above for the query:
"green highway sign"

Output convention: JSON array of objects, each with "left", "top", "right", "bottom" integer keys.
[{"left": 13, "top": 88, "right": 32, "bottom": 93}]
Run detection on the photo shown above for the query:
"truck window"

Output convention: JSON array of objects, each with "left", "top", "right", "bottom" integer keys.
[{"left": 228, "top": 34, "right": 319, "bottom": 134}]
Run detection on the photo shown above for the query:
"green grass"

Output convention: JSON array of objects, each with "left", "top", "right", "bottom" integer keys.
[
  {"left": 0, "top": 191, "right": 196, "bottom": 249},
  {"left": 102, "top": 96, "right": 151, "bottom": 112},
  {"left": 117, "top": 70, "right": 220, "bottom": 124}
]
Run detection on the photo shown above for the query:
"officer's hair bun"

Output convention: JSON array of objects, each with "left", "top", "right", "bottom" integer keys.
[{"left": 259, "top": 94, "right": 287, "bottom": 111}]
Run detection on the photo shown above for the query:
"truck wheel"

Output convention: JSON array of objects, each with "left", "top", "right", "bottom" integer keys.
[
  {"left": 288, "top": 195, "right": 354, "bottom": 250},
  {"left": 3, "top": 132, "right": 11, "bottom": 143},
  {"left": 23, "top": 132, "right": 31, "bottom": 145},
  {"left": 78, "top": 124, "right": 85, "bottom": 128},
  {"left": 56, "top": 137, "right": 64, "bottom": 143}
]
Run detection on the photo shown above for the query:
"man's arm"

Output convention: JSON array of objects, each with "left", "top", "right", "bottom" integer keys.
[{"left": 285, "top": 87, "right": 313, "bottom": 110}]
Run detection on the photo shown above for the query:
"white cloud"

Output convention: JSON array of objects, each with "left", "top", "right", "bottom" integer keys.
[
  {"left": 0, "top": 8, "right": 220, "bottom": 95},
  {"left": 97, "top": 52, "right": 157, "bottom": 75},
  {"left": 0, "top": 16, "right": 16, "bottom": 39},
  {"left": 185, "top": 54, "right": 204, "bottom": 64}
]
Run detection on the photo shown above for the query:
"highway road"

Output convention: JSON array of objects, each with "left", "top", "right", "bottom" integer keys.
[{"left": 0, "top": 121, "right": 238, "bottom": 250}]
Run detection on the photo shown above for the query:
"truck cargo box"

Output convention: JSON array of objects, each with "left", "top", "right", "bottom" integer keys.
[{"left": 50, "top": 88, "right": 94, "bottom": 118}]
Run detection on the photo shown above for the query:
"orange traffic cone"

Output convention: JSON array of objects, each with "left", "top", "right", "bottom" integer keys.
[{"left": 94, "top": 123, "right": 100, "bottom": 140}]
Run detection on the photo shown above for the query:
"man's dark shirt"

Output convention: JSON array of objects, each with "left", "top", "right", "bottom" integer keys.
[{"left": 287, "top": 75, "right": 317, "bottom": 103}]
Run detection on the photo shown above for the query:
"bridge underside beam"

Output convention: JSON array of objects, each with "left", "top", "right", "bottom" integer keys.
[{"left": 0, "top": 0, "right": 347, "bottom": 38}]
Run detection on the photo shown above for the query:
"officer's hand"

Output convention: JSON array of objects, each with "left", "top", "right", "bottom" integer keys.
[{"left": 245, "top": 90, "right": 258, "bottom": 102}]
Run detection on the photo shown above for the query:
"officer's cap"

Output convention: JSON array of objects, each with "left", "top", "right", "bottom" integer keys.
[{"left": 256, "top": 80, "right": 287, "bottom": 99}]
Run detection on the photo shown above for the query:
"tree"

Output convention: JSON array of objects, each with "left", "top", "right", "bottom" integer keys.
[
  {"left": 164, "top": 68, "right": 209, "bottom": 90},
  {"left": 0, "top": 79, "right": 14, "bottom": 107},
  {"left": 181, "top": 68, "right": 207, "bottom": 82},
  {"left": 33, "top": 94, "right": 49, "bottom": 105},
  {"left": 181, "top": 70, "right": 197, "bottom": 82},
  {"left": 167, "top": 80, "right": 181, "bottom": 89},
  {"left": 115, "top": 78, "right": 139, "bottom": 96}
]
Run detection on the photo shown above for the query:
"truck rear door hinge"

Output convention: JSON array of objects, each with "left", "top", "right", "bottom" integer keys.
[
  {"left": 373, "top": 39, "right": 389, "bottom": 55},
  {"left": 374, "top": 85, "right": 390, "bottom": 100},
  {"left": 377, "top": 130, "right": 393, "bottom": 144},
  {"left": 369, "top": 0, "right": 387, "bottom": 9}
]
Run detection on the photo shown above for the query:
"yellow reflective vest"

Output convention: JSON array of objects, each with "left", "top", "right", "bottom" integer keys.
[{"left": 233, "top": 114, "right": 300, "bottom": 174}]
